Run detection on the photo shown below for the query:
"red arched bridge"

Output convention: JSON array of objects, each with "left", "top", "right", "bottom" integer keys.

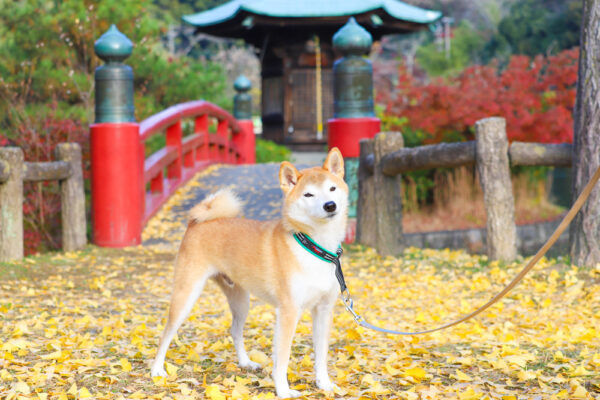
[{"left": 91, "top": 100, "right": 255, "bottom": 247}]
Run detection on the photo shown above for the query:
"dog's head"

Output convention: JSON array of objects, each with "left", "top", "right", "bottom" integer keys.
[{"left": 279, "top": 148, "right": 348, "bottom": 234}]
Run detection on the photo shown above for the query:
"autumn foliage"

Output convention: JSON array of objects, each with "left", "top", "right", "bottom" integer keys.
[{"left": 379, "top": 48, "right": 578, "bottom": 144}]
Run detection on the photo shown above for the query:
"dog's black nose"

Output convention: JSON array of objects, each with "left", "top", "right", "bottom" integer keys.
[{"left": 323, "top": 201, "right": 337, "bottom": 213}]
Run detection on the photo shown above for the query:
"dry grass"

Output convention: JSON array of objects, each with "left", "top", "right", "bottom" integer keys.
[{"left": 403, "top": 167, "right": 565, "bottom": 233}]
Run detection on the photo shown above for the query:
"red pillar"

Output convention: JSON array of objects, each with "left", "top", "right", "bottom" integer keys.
[
  {"left": 234, "top": 120, "right": 255, "bottom": 164},
  {"left": 328, "top": 117, "right": 380, "bottom": 158},
  {"left": 90, "top": 122, "right": 143, "bottom": 246}
]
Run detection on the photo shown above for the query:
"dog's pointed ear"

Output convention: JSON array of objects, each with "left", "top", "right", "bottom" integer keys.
[
  {"left": 279, "top": 161, "right": 299, "bottom": 194},
  {"left": 323, "top": 147, "right": 344, "bottom": 178}
]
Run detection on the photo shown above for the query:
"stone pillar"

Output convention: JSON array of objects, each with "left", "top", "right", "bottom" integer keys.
[
  {"left": 475, "top": 117, "right": 517, "bottom": 261},
  {"left": 0, "top": 147, "right": 24, "bottom": 261},
  {"left": 373, "top": 132, "right": 404, "bottom": 256},
  {"left": 356, "top": 139, "right": 375, "bottom": 247},
  {"left": 55, "top": 143, "right": 87, "bottom": 252}
]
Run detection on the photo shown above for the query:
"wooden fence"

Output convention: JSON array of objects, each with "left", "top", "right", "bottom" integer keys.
[
  {"left": 0, "top": 143, "right": 86, "bottom": 262},
  {"left": 357, "top": 117, "right": 572, "bottom": 261}
]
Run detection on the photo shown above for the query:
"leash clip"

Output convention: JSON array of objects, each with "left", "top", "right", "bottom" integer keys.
[{"left": 341, "top": 289, "right": 363, "bottom": 323}]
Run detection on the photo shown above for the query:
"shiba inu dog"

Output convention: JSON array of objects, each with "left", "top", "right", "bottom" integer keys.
[{"left": 151, "top": 148, "right": 348, "bottom": 398}]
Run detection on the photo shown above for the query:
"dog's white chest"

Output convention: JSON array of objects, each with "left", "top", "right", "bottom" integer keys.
[{"left": 289, "top": 241, "right": 339, "bottom": 309}]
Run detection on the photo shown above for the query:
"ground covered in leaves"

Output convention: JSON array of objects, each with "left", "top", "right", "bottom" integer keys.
[{"left": 1, "top": 165, "right": 600, "bottom": 399}]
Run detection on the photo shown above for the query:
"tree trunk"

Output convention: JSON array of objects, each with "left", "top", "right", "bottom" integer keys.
[{"left": 570, "top": 0, "right": 600, "bottom": 266}]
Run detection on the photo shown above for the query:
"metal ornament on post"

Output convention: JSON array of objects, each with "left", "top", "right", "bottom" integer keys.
[
  {"left": 328, "top": 17, "right": 381, "bottom": 225},
  {"left": 233, "top": 75, "right": 252, "bottom": 120},
  {"left": 332, "top": 17, "right": 374, "bottom": 119},
  {"left": 94, "top": 24, "right": 135, "bottom": 123},
  {"left": 90, "top": 25, "right": 143, "bottom": 247},
  {"left": 233, "top": 75, "right": 256, "bottom": 163}
]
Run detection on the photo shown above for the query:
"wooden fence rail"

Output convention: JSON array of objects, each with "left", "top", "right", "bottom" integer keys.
[
  {"left": 0, "top": 143, "right": 86, "bottom": 262},
  {"left": 365, "top": 140, "right": 572, "bottom": 175},
  {"left": 357, "top": 117, "right": 573, "bottom": 260}
]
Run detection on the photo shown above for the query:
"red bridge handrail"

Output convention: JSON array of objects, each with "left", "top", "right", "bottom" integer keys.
[
  {"left": 139, "top": 100, "right": 252, "bottom": 224},
  {"left": 139, "top": 100, "right": 241, "bottom": 140}
]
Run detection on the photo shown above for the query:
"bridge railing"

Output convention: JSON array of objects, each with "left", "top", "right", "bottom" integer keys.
[
  {"left": 91, "top": 25, "right": 254, "bottom": 248},
  {"left": 140, "top": 101, "right": 250, "bottom": 223}
]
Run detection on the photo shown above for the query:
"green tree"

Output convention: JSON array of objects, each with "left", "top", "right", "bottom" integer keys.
[
  {"left": 415, "top": 21, "right": 485, "bottom": 77},
  {"left": 483, "top": 0, "right": 582, "bottom": 62},
  {"left": 0, "top": 0, "right": 229, "bottom": 134}
]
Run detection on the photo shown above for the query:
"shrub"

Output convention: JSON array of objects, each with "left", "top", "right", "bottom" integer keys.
[
  {"left": 255, "top": 138, "right": 291, "bottom": 163},
  {"left": 380, "top": 48, "right": 578, "bottom": 145}
]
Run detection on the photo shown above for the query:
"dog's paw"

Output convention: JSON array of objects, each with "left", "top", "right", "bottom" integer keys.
[
  {"left": 316, "top": 377, "right": 337, "bottom": 392},
  {"left": 239, "top": 359, "right": 261, "bottom": 370},
  {"left": 150, "top": 364, "right": 167, "bottom": 377},
  {"left": 276, "top": 388, "right": 301, "bottom": 398}
]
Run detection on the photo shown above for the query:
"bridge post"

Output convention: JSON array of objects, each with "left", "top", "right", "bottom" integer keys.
[
  {"left": 90, "top": 25, "right": 143, "bottom": 247},
  {"left": 328, "top": 17, "right": 380, "bottom": 227},
  {"left": 233, "top": 75, "right": 255, "bottom": 164}
]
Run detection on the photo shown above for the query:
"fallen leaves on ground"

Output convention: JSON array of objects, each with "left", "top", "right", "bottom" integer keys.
[{"left": 1, "top": 167, "right": 600, "bottom": 399}]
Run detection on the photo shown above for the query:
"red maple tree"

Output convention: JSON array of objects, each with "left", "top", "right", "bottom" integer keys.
[{"left": 379, "top": 48, "right": 578, "bottom": 144}]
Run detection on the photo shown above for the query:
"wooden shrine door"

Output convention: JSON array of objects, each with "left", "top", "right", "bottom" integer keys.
[{"left": 285, "top": 68, "right": 333, "bottom": 148}]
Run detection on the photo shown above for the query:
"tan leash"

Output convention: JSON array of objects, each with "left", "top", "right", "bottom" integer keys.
[{"left": 342, "top": 165, "right": 600, "bottom": 335}]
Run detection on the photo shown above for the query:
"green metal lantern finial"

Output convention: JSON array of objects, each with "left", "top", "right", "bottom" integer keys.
[
  {"left": 332, "top": 17, "right": 373, "bottom": 57},
  {"left": 233, "top": 75, "right": 252, "bottom": 120},
  {"left": 94, "top": 25, "right": 133, "bottom": 63},
  {"left": 332, "top": 18, "right": 374, "bottom": 119},
  {"left": 94, "top": 25, "right": 135, "bottom": 123}
]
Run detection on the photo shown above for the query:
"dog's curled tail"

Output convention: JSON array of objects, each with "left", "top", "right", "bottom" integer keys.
[{"left": 189, "top": 188, "right": 243, "bottom": 223}]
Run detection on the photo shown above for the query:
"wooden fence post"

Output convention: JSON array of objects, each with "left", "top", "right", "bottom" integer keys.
[
  {"left": 0, "top": 147, "right": 24, "bottom": 261},
  {"left": 374, "top": 132, "right": 404, "bottom": 256},
  {"left": 55, "top": 143, "right": 87, "bottom": 252},
  {"left": 475, "top": 117, "right": 517, "bottom": 261},
  {"left": 356, "top": 139, "right": 376, "bottom": 247}
]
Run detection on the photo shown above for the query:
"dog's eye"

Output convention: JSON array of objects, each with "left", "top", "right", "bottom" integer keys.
[
  {"left": 330, "top": 186, "right": 336, "bottom": 192},
  {"left": 303, "top": 193, "right": 314, "bottom": 198}
]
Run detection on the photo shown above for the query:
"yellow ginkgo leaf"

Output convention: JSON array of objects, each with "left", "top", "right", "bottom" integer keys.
[
  {"left": 404, "top": 367, "right": 427, "bottom": 380},
  {"left": 205, "top": 384, "right": 226, "bottom": 400},
  {"left": 457, "top": 387, "right": 482, "bottom": 400},
  {"left": 79, "top": 387, "right": 93, "bottom": 398},
  {"left": 119, "top": 358, "right": 132, "bottom": 372},
  {"left": 249, "top": 349, "right": 268, "bottom": 364},
  {"left": 165, "top": 362, "right": 178, "bottom": 376},
  {"left": 13, "top": 381, "right": 30, "bottom": 394}
]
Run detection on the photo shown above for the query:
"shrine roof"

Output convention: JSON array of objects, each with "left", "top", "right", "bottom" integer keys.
[{"left": 183, "top": 0, "right": 441, "bottom": 28}]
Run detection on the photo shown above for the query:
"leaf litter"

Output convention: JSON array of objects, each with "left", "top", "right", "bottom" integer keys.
[{"left": 1, "top": 165, "right": 599, "bottom": 399}]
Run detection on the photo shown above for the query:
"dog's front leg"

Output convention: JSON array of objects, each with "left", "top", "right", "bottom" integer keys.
[
  {"left": 312, "top": 298, "right": 336, "bottom": 391},
  {"left": 273, "top": 305, "right": 300, "bottom": 398}
]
